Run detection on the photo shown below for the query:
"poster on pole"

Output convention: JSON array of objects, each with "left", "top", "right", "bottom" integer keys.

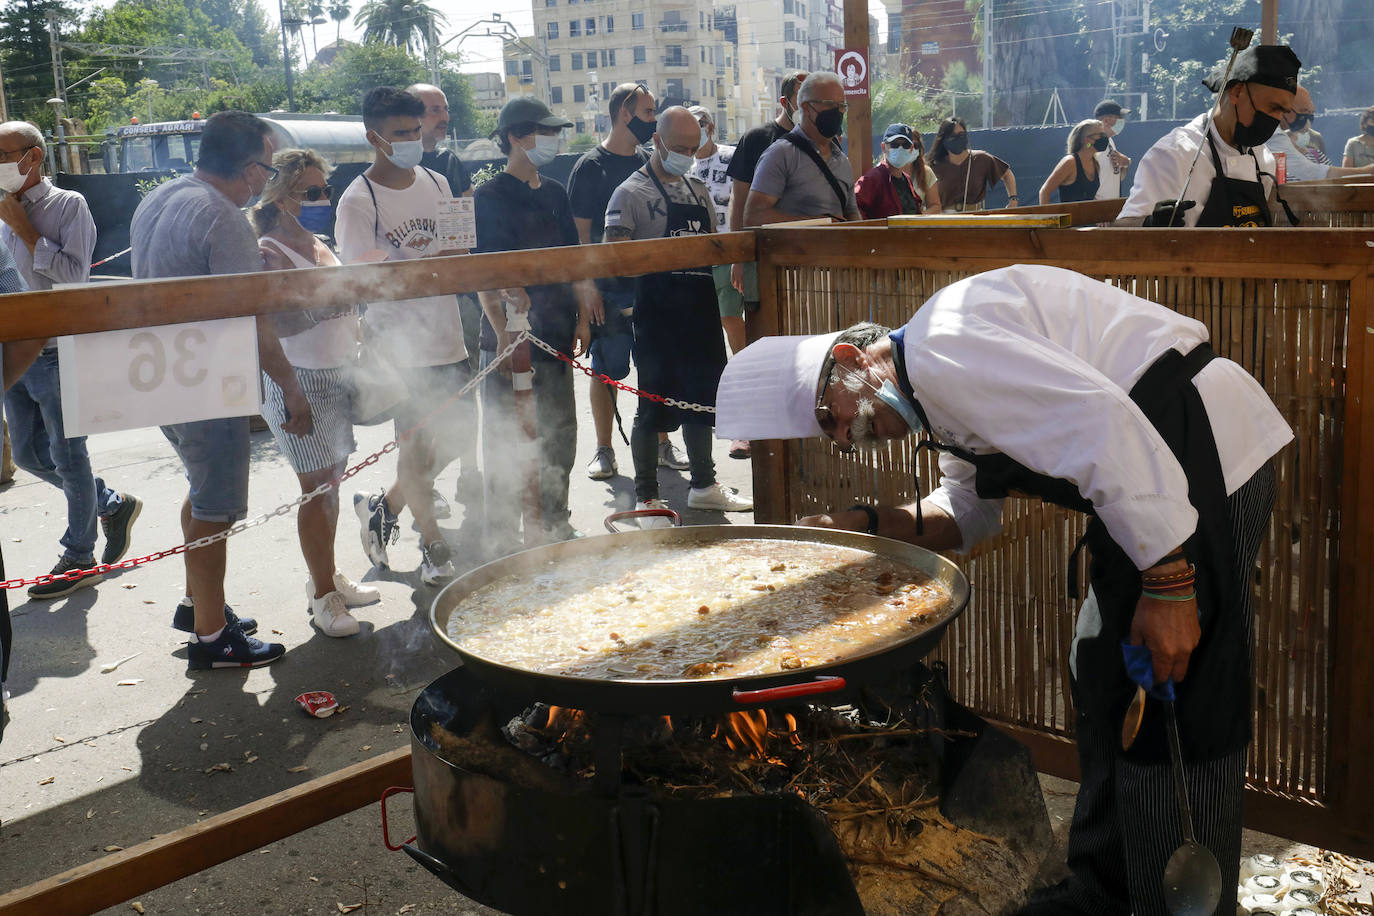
[{"left": 835, "top": 49, "right": 870, "bottom": 98}]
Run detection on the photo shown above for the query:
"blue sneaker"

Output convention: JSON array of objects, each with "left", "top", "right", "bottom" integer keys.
[
  {"left": 187, "top": 624, "right": 285, "bottom": 671},
  {"left": 171, "top": 599, "right": 258, "bottom": 636}
]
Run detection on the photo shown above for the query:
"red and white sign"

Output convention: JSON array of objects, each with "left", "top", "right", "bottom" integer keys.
[{"left": 835, "top": 49, "right": 870, "bottom": 97}]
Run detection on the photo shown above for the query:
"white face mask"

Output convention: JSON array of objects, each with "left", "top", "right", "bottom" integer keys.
[
  {"left": 525, "top": 133, "right": 560, "bottom": 167},
  {"left": 699, "top": 126, "right": 709, "bottom": 149},
  {"left": 376, "top": 134, "right": 424, "bottom": 170},
  {"left": 0, "top": 161, "right": 26, "bottom": 194},
  {"left": 658, "top": 145, "right": 695, "bottom": 177},
  {"left": 1293, "top": 130, "right": 1312, "bottom": 147}
]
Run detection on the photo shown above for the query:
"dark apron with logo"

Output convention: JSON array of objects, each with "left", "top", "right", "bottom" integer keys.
[
  {"left": 890, "top": 328, "right": 1247, "bottom": 763},
  {"left": 1196, "top": 132, "right": 1272, "bottom": 228},
  {"left": 632, "top": 168, "right": 728, "bottom": 431}
]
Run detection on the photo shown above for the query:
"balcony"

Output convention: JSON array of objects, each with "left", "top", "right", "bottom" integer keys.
[{"left": 662, "top": 56, "right": 690, "bottom": 67}]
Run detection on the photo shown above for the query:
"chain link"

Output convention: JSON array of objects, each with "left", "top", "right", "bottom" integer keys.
[{"left": 0, "top": 329, "right": 716, "bottom": 590}]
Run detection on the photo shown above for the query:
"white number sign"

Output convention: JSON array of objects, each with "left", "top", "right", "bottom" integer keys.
[{"left": 58, "top": 317, "right": 261, "bottom": 436}]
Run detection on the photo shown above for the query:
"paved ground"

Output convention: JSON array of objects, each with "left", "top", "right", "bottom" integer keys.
[{"left": 0, "top": 367, "right": 1365, "bottom": 914}]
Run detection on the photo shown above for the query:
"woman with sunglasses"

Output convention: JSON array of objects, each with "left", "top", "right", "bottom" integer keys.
[
  {"left": 854, "top": 123, "right": 942, "bottom": 218},
  {"left": 249, "top": 148, "right": 378, "bottom": 639},
  {"left": 1038, "top": 119, "right": 1106, "bottom": 204}
]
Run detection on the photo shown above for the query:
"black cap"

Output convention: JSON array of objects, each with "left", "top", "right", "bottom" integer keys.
[
  {"left": 1093, "top": 100, "right": 1131, "bottom": 119},
  {"left": 1201, "top": 44, "right": 1301, "bottom": 94},
  {"left": 496, "top": 96, "right": 573, "bottom": 133},
  {"left": 882, "top": 123, "right": 914, "bottom": 141}
]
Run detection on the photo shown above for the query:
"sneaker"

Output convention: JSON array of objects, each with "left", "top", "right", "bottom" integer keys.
[
  {"left": 187, "top": 623, "right": 285, "bottom": 670},
  {"left": 687, "top": 483, "right": 754, "bottom": 512},
  {"left": 658, "top": 441, "right": 691, "bottom": 470},
  {"left": 99, "top": 494, "right": 143, "bottom": 565},
  {"left": 544, "top": 519, "right": 584, "bottom": 542},
  {"left": 27, "top": 556, "right": 102, "bottom": 600},
  {"left": 420, "top": 540, "right": 456, "bottom": 586},
  {"left": 354, "top": 490, "right": 398, "bottom": 569},
  {"left": 309, "top": 591, "right": 360, "bottom": 638},
  {"left": 728, "top": 440, "right": 752, "bottom": 460},
  {"left": 171, "top": 598, "right": 259, "bottom": 636},
  {"left": 306, "top": 571, "right": 380, "bottom": 608},
  {"left": 636, "top": 498, "right": 676, "bottom": 529},
  {"left": 586, "top": 446, "right": 617, "bottom": 480},
  {"left": 431, "top": 488, "right": 452, "bottom": 520}
]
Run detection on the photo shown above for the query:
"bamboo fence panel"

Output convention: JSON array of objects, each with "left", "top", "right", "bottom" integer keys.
[{"left": 754, "top": 228, "right": 1357, "bottom": 820}]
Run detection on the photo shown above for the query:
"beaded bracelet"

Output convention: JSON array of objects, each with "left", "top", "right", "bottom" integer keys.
[{"left": 1142, "top": 590, "right": 1196, "bottom": 602}]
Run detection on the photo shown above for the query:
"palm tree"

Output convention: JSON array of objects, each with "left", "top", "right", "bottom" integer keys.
[
  {"left": 307, "top": 0, "right": 325, "bottom": 58},
  {"left": 328, "top": 0, "right": 350, "bottom": 47},
  {"left": 353, "top": 0, "right": 446, "bottom": 56}
]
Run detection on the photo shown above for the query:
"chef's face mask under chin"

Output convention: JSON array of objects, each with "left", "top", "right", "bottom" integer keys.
[{"left": 835, "top": 363, "right": 923, "bottom": 435}]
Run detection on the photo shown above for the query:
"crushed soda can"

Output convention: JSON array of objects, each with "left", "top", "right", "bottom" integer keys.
[{"left": 295, "top": 691, "right": 339, "bottom": 718}]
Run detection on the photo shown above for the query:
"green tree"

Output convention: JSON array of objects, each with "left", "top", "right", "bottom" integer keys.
[
  {"left": 869, "top": 75, "right": 939, "bottom": 134},
  {"left": 352, "top": 0, "right": 445, "bottom": 55},
  {"left": 327, "top": 0, "right": 350, "bottom": 45},
  {"left": 293, "top": 41, "right": 425, "bottom": 111},
  {"left": 0, "top": 0, "right": 81, "bottom": 121},
  {"left": 939, "top": 61, "right": 984, "bottom": 128}
]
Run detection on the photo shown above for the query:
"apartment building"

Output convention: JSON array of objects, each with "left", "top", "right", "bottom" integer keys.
[{"left": 469, "top": 72, "right": 507, "bottom": 112}]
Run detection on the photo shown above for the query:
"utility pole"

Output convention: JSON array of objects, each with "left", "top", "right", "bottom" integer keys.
[
  {"left": 278, "top": 0, "right": 297, "bottom": 112},
  {"left": 981, "top": 0, "right": 992, "bottom": 128},
  {"left": 428, "top": 14, "right": 440, "bottom": 87},
  {"left": 0, "top": 54, "right": 9, "bottom": 122},
  {"left": 46, "top": 11, "right": 67, "bottom": 103}
]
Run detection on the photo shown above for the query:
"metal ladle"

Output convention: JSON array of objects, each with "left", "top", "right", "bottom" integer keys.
[{"left": 1161, "top": 699, "right": 1223, "bottom": 916}]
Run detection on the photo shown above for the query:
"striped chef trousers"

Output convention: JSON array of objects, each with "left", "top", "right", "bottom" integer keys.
[{"left": 1064, "top": 460, "right": 1276, "bottom": 916}]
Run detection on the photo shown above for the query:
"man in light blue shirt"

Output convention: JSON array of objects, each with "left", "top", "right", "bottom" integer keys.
[{"left": 0, "top": 121, "right": 142, "bottom": 601}]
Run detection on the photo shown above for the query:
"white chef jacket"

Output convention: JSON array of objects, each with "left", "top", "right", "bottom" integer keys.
[
  {"left": 908, "top": 265, "right": 1292, "bottom": 570},
  {"left": 1262, "top": 131, "right": 1332, "bottom": 182},
  {"left": 1094, "top": 137, "right": 1125, "bottom": 199},
  {"left": 1119, "top": 112, "right": 1278, "bottom": 226}
]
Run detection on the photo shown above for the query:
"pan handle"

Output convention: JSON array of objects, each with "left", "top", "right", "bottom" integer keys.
[
  {"left": 732, "top": 675, "right": 847, "bottom": 704},
  {"left": 380, "top": 785, "right": 416, "bottom": 851},
  {"left": 604, "top": 508, "right": 683, "bottom": 533}
]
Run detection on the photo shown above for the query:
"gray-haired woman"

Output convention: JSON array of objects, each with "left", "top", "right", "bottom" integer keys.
[{"left": 250, "top": 148, "right": 378, "bottom": 638}]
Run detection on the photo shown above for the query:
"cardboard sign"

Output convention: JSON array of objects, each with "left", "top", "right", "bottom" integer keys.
[
  {"left": 835, "top": 49, "right": 870, "bottom": 97},
  {"left": 57, "top": 316, "right": 261, "bottom": 436},
  {"left": 436, "top": 197, "right": 476, "bottom": 249}
]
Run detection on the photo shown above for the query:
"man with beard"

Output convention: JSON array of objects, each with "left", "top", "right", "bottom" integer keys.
[
  {"left": 1118, "top": 44, "right": 1300, "bottom": 227},
  {"left": 714, "top": 264, "right": 1292, "bottom": 916}
]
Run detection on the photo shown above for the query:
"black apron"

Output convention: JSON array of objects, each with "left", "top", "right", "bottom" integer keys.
[
  {"left": 890, "top": 328, "right": 1247, "bottom": 763},
  {"left": 632, "top": 168, "right": 728, "bottom": 431},
  {"left": 1196, "top": 131, "right": 1272, "bottom": 228}
]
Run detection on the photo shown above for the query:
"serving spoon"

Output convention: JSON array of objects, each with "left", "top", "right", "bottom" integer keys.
[{"left": 1161, "top": 699, "right": 1223, "bottom": 916}]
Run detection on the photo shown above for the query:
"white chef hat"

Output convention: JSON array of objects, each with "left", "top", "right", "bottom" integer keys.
[{"left": 714, "top": 331, "right": 842, "bottom": 441}]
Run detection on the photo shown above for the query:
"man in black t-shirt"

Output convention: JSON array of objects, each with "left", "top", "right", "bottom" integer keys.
[
  {"left": 476, "top": 98, "right": 598, "bottom": 549},
  {"left": 566, "top": 82, "right": 686, "bottom": 483},
  {"left": 724, "top": 71, "right": 807, "bottom": 306}
]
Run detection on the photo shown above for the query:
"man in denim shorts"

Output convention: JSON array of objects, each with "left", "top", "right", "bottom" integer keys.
[{"left": 132, "top": 111, "right": 310, "bottom": 669}]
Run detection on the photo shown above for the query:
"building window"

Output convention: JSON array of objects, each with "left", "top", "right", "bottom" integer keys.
[
  {"left": 521, "top": 60, "right": 533, "bottom": 83},
  {"left": 784, "top": 48, "right": 796, "bottom": 68},
  {"left": 666, "top": 44, "right": 684, "bottom": 66},
  {"left": 569, "top": 19, "right": 580, "bottom": 36},
  {"left": 572, "top": 51, "right": 583, "bottom": 69},
  {"left": 633, "top": 45, "right": 646, "bottom": 64},
  {"left": 547, "top": 21, "right": 559, "bottom": 39},
  {"left": 549, "top": 54, "right": 561, "bottom": 71},
  {"left": 546, "top": 0, "right": 556, "bottom": 6},
  {"left": 606, "top": 48, "right": 615, "bottom": 66},
  {"left": 659, "top": 11, "right": 686, "bottom": 32},
  {"left": 784, "top": 22, "right": 794, "bottom": 42},
  {"left": 552, "top": 86, "right": 563, "bottom": 103},
  {"left": 700, "top": 46, "right": 705, "bottom": 62},
  {"left": 699, "top": 10, "right": 705, "bottom": 28},
  {"left": 605, "top": 14, "right": 614, "bottom": 32},
  {"left": 632, "top": 12, "right": 644, "bottom": 30},
  {"left": 783, "top": 0, "right": 792, "bottom": 12},
  {"left": 504, "top": 60, "right": 518, "bottom": 75},
  {"left": 585, "top": 17, "right": 596, "bottom": 35},
  {"left": 603, "top": 81, "right": 614, "bottom": 99},
  {"left": 574, "top": 84, "right": 585, "bottom": 102}
]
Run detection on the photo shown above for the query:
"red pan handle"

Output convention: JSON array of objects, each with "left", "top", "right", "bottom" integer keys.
[
  {"left": 380, "top": 785, "right": 416, "bottom": 851},
  {"left": 604, "top": 508, "right": 683, "bottom": 533},
  {"left": 732, "top": 676, "right": 847, "bottom": 704}
]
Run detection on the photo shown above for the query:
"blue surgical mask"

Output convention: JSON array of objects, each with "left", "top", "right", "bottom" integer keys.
[
  {"left": 381, "top": 136, "right": 424, "bottom": 170},
  {"left": 660, "top": 147, "right": 695, "bottom": 177},
  {"left": 297, "top": 200, "right": 332, "bottom": 233},
  {"left": 887, "top": 147, "right": 916, "bottom": 168},
  {"left": 526, "top": 133, "right": 560, "bottom": 167},
  {"left": 872, "top": 379, "right": 922, "bottom": 433},
  {"left": 699, "top": 127, "right": 709, "bottom": 149}
]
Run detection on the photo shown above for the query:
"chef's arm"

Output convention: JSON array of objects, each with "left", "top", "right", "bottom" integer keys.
[{"left": 798, "top": 500, "right": 963, "bottom": 551}]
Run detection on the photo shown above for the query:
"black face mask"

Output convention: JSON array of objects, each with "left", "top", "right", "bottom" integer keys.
[
  {"left": 1364, "top": 125, "right": 1374, "bottom": 137},
  {"left": 1092, "top": 135, "right": 1110, "bottom": 151},
  {"left": 1233, "top": 85, "right": 1281, "bottom": 148},
  {"left": 813, "top": 107, "right": 844, "bottom": 138},
  {"left": 944, "top": 134, "right": 968, "bottom": 155},
  {"left": 627, "top": 115, "right": 655, "bottom": 144}
]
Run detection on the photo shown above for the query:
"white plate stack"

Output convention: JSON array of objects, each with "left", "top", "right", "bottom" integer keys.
[{"left": 1235, "top": 856, "right": 1326, "bottom": 915}]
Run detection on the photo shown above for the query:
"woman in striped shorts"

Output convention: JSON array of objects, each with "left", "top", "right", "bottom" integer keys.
[{"left": 251, "top": 148, "right": 379, "bottom": 638}]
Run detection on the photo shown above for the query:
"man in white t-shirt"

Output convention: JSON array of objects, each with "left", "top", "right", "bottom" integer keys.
[
  {"left": 335, "top": 86, "right": 469, "bottom": 586},
  {"left": 1092, "top": 100, "right": 1133, "bottom": 199}
]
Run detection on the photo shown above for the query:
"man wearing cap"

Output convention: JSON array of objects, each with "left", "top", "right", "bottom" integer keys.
[
  {"left": 1118, "top": 44, "right": 1300, "bottom": 227},
  {"left": 1264, "top": 87, "right": 1374, "bottom": 182},
  {"left": 474, "top": 97, "right": 595, "bottom": 549},
  {"left": 854, "top": 123, "right": 938, "bottom": 219},
  {"left": 1092, "top": 100, "right": 1133, "bottom": 200},
  {"left": 715, "top": 264, "right": 1292, "bottom": 916}
]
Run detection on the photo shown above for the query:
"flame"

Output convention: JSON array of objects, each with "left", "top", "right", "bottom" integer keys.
[{"left": 711, "top": 709, "right": 804, "bottom": 759}]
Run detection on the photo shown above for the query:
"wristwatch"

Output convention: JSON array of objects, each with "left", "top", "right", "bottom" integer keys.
[{"left": 849, "top": 503, "right": 880, "bottom": 535}]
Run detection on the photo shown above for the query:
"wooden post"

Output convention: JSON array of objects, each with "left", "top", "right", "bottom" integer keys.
[
  {"left": 842, "top": 0, "right": 873, "bottom": 175},
  {"left": 1261, "top": 0, "right": 1277, "bottom": 44}
]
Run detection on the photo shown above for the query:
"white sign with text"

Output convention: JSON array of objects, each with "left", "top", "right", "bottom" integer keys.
[
  {"left": 58, "top": 317, "right": 261, "bottom": 436},
  {"left": 436, "top": 197, "right": 477, "bottom": 249}
]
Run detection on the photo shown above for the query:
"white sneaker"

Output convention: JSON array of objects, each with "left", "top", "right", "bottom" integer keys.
[
  {"left": 420, "top": 540, "right": 456, "bottom": 586},
  {"left": 431, "top": 488, "right": 452, "bottom": 520},
  {"left": 586, "top": 446, "right": 617, "bottom": 480},
  {"left": 305, "top": 572, "right": 380, "bottom": 608},
  {"left": 687, "top": 483, "right": 754, "bottom": 512},
  {"left": 636, "top": 498, "right": 676, "bottom": 529},
  {"left": 309, "top": 590, "right": 360, "bottom": 638},
  {"left": 658, "top": 440, "right": 691, "bottom": 470}
]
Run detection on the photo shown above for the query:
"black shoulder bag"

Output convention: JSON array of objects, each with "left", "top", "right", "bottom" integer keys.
[{"left": 779, "top": 133, "right": 850, "bottom": 218}]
